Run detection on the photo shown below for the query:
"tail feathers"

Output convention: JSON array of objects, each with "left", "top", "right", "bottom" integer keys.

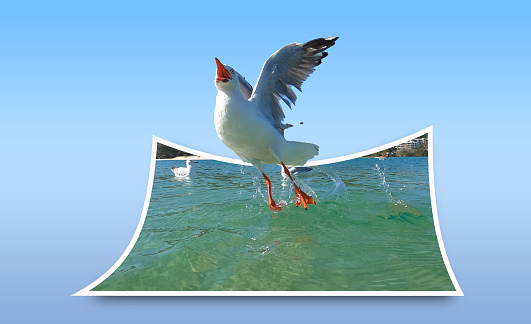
[{"left": 282, "top": 141, "right": 319, "bottom": 166}]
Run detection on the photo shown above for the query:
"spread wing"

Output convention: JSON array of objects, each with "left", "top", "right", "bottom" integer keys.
[
  {"left": 220, "top": 63, "right": 254, "bottom": 100},
  {"left": 250, "top": 36, "right": 338, "bottom": 133},
  {"left": 238, "top": 73, "right": 253, "bottom": 100}
]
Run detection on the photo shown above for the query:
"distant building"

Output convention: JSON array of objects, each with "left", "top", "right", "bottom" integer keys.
[
  {"left": 395, "top": 137, "right": 428, "bottom": 150},
  {"left": 396, "top": 139, "right": 420, "bottom": 150}
]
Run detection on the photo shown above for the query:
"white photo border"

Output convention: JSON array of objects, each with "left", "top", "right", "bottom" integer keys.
[{"left": 74, "top": 126, "right": 463, "bottom": 296}]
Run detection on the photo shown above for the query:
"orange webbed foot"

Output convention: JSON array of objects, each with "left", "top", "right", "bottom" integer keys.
[
  {"left": 280, "top": 162, "right": 316, "bottom": 210},
  {"left": 268, "top": 200, "right": 283, "bottom": 212},
  {"left": 294, "top": 186, "right": 316, "bottom": 210}
]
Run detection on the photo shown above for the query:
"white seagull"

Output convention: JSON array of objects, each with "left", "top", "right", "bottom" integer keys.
[
  {"left": 172, "top": 160, "right": 198, "bottom": 177},
  {"left": 214, "top": 37, "right": 338, "bottom": 211},
  {"left": 281, "top": 166, "right": 314, "bottom": 178}
]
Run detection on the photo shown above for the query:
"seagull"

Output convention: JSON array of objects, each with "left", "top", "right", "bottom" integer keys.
[
  {"left": 281, "top": 166, "right": 314, "bottom": 178},
  {"left": 171, "top": 160, "right": 198, "bottom": 177},
  {"left": 214, "top": 36, "right": 338, "bottom": 211}
]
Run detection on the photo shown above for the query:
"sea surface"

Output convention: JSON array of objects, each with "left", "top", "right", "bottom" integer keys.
[{"left": 93, "top": 157, "right": 455, "bottom": 291}]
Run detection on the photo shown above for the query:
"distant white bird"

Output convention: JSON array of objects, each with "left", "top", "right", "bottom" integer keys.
[
  {"left": 172, "top": 160, "right": 198, "bottom": 177},
  {"left": 214, "top": 37, "right": 338, "bottom": 211},
  {"left": 281, "top": 166, "right": 314, "bottom": 178}
]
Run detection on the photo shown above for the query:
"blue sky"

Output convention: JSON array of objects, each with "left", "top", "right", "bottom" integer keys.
[
  {"left": 3, "top": 0, "right": 529, "bottom": 159},
  {"left": 1, "top": 1, "right": 530, "bottom": 323}
]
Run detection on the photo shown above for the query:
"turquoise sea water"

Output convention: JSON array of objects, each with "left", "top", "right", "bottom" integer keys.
[{"left": 93, "top": 157, "right": 455, "bottom": 291}]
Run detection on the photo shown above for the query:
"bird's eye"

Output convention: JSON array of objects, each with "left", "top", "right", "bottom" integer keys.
[{"left": 230, "top": 69, "right": 235, "bottom": 74}]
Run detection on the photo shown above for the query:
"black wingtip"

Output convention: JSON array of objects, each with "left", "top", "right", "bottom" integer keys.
[
  {"left": 316, "top": 52, "right": 329, "bottom": 65},
  {"left": 302, "top": 36, "right": 339, "bottom": 51}
]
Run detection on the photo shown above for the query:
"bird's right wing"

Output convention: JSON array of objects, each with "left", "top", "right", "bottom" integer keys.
[
  {"left": 250, "top": 37, "right": 338, "bottom": 132},
  {"left": 238, "top": 73, "right": 253, "bottom": 100}
]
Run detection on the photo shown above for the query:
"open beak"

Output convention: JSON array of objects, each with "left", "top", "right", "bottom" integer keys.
[{"left": 215, "top": 58, "right": 232, "bottom": 82}]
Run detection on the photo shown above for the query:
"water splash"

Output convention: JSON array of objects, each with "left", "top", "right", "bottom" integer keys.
[
  {"left": 243, "top": 165, "right": 347, "bottom": 208},
  {"left": 375, "top": 163, "right": 406, "bottom": 206},
  {"left": 315, "top": 166, "right": 348, "bottom": 201},
  {"left": 374, "top": 163, "right": 421, "bottom": 220},
  {"left": 238, "top": 166, "right": 269, "bottom": 211}
]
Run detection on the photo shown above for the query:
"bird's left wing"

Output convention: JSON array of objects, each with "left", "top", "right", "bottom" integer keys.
[{"left": 250, "top": 36, "right": 338, "bottom": 132}]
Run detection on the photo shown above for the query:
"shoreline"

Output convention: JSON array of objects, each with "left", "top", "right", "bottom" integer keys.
[
  {"left": 156, "top": 155, "right": 210, "bottom": 161},
  {"left": 157, "top": 156, "right": 427, "bottom": 162},
  {"left": 158, "top": 155, "right": 428, "bottom": 161}
]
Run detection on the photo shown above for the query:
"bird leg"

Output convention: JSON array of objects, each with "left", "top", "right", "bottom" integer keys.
[
  {"left": 281, "top": 162, "right": 316, "bottom": 210},
  {"left": 262, "top": 173, "right": 283, "bottom": 211}
]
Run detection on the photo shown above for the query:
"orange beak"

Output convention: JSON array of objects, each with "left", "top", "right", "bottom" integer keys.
[{"left": 215, "top": 58, "right": 232, "bottom": 82}]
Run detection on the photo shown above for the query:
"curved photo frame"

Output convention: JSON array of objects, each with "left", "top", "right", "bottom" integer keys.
[{"left": 74, "top": 126, "right": 462, "bottom": 296}]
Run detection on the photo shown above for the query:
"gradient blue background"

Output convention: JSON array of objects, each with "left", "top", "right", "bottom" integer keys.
[{"left": 1, "top": 0, "right": 529, "bottom": 322}]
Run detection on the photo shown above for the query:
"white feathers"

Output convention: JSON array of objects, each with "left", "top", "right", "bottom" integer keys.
[
  {"left": 171, "top": 160, "right": 197, "bottom": 177},
  {"left": 214, "top": 37, "right": 337, "bottom": 169},
  {"left": 249, "top": 37, "right": 338, "bottom": 131}
]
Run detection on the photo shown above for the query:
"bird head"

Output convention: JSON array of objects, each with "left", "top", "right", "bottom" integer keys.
[
  {"left": 214, "top": 58, "right": 255, "bottom": 99},
  {"left": 214, "top": 58, "right": 240, "bottom": 89}
]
